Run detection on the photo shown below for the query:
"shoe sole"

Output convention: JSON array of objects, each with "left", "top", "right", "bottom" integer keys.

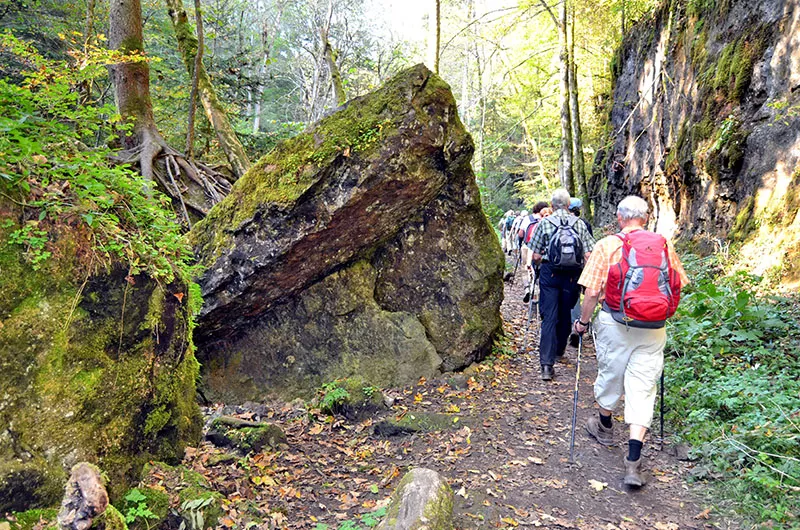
[
  {"left": 585, "top": 425, "right": 614, "bottom": 446},
  {"left": 624, "top": 476, "right": 644, "bottom": 487}
]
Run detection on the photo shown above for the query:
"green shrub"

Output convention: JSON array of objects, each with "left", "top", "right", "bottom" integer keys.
[{"left": 665, "top": 253, "right": 800, "bottom": 525}]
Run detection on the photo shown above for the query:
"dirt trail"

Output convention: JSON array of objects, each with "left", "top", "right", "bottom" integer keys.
[{"left": 170, "top": 269, "right": 737, "bottom": 529}]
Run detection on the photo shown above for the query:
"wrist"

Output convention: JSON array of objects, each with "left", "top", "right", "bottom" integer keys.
[{"left": 578, "top": 320, "right": 590, "bottom": 327}]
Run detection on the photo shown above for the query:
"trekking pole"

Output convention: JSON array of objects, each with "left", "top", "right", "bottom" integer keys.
[
  {"left": 660, "top": 368, "right": 665, "bottom": 451},
  {"left": 568, "top": 328, "right": 583, "bottom": 464},
  {"left": 521, "top": 285, "right": 536, "bottom": 354}
]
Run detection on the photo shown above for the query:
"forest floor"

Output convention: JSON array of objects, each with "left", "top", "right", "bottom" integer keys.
[{"left": 160, "top": 265, "right": 741, "bottom": 530}]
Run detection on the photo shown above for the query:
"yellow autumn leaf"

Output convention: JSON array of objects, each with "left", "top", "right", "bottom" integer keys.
[
  {"left": 501, "top": 517, "right": 519, "bottom": 527},
  {"left": 588, "top": 479, "right": 607, "bottom": 491}
]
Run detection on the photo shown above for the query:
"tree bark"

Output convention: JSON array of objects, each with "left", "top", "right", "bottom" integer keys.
[
  {"left": 558, "top": 0, "right": 574, "bottom": 193},
  {"left": 434, "top": 0, "right": 441, "bottom": 74},
  {"left": 568, "top": 4, "right": 589, "bottom": 216},
  {"left": 165, "top": 0, "right": 251, "bottom": 181},
  {"left": 109, "top": 0, "right": 162, "bottom": 181},
  {"left": 320, "top": 25, "right": 346, "bottom": 106},
  {"left": 186, "top": 0, "right": 203, "bottom": 159}
]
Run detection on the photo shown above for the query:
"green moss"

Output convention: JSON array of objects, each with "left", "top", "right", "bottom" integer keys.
[
  {"left": 122, "top": 487, "right": 170, "bottom": 530},
  {"left": 422, "top": 480, "right": 455, "bottom": 530},
  {"left": 93, "top": 505, "right": 128, "bottom": 530},
  {"left": 0, "top": 214, "right": 202, "bottom": 509},
  {"left": 730, "top": 196, "right": 756, "bottom": 241},
  {"left": 4, "top": 508, "right": 58, "bottom": 530},
  {"left": 188, "top": 65, "right": 448, "bottom": 264}
]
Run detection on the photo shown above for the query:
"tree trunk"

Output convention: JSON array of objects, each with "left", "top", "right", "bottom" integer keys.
[
  {"left": 109, "top": 0, "right": 162, "bottom": 181},
  {"left": 568, "top": 4, "right": 590, "bottom": 216},
  {"left": 165, "top": 0, "right": 251, "bottom": 181},
  {"left": 434, "top": 0, "right": 441, "bottom": 74},
  {"left": 186, "top": 0, "right": 203, "bottom": 160},
  {"left": 320, "top": 25, "right": 346, "bottom": 106},
  {"left": 558, "top": 0, "right": 574, "bottom": 193},
  {"left": 109, "top": 0, "right": 230, "bottom": 220}
]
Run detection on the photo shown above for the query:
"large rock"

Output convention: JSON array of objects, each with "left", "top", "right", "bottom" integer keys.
[
  {"left": 0, "top": 215, "right": 202, "bottom": 511},
  {"left": 594, "top": 0, "right": 800, "bottom": 279},
  {"left": 377, "top": 468, "right": 454, "bottom": 530},
  {"left": 190, "top": 64, "right": 504, "bottom": 400}
]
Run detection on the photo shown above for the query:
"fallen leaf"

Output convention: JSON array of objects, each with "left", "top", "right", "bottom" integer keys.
[
  {"left": 309, "top": 423, "right": 324, "bottom": 435},
  {"left": 653, "top": 523, "right": 679, "bottom": 530},
  {"left": 501, "top": 517, "right": 519, "bottom": 527},
  {"left": 456, "top": 486, "right": 468, "bottom": 498},
  {"left": 174, "top": 292, "right": 184, "bottom": 302},
  {"left": 588, "top": 479, "right": 607, "bottom": 492},
  {"left": 694, "top": 508, "right": 711, "bottom": 520}
]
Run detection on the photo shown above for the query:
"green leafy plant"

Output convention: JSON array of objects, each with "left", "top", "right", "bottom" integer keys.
[
  {"left": 123, "top": 489, "right": 159, "bottom": 528},
  {"left": 0, "top": 32, "right": 199, "bottom": 285},
  {"left": 179, "top": 497, "right": 214, "bottom": 530},
  {"left": 665, "top": 253, "right": 800, "bottom": 525},
  {"left": 319, "top": 380, "right": 351, "bottom": 414}
]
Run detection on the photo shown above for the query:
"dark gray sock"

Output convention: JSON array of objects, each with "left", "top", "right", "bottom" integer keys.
[
  {"left": 628, "top": 439, "right": 643, "bottom": 461},
  {"left": 599, "top": 413, "right": 612, "bottom": 428}
]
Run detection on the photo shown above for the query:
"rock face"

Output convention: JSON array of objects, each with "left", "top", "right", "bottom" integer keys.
[
  {"left": 190, "top": 64, "right": 504, "bottom": 400},
  {"left": 595, "top": 0, "right": 800, "bottom": 280},
  {"left": 376, "top": 468, "right": 454, "bottom": 530},
  {"left": 0, "top": 215, "right": 202, "bottom": 511}
]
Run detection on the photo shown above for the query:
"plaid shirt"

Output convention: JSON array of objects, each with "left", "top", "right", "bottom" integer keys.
[
  {"left": 527, "top": 209, "right": 596, "bottom": 260},
  {"left": 578, "top": 227, "right": 690, "bottom": 294}
]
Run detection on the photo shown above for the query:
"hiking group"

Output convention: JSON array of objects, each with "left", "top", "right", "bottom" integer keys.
[{"left": 499, "top": 192, "right": 689, "bottom": 487}]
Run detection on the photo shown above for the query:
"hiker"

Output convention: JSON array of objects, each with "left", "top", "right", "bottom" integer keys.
[
  {"left": 572, "top": 195, "right": 689, "bottom": 487},
  {"left": 511, "top": 210, "right": 528, "bottom": 253},
  {"left": 528, "top": 189, "right": 595, "bottom": 381},
  {"left": 568, "top": 198, "right": 593, "bottom": 346},
  {"left": 499, "top": 210, "right": 515, "bottom": 254},
  {"left": 521, "top": 201, "right": 549, "bottom": 303}
]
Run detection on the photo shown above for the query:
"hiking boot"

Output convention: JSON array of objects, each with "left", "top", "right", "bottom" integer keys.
[
  {"left": 541, "top": 365, "right": 554, "bottom": 381},
  {"left": 623, "top": 456, "right": 646, "bottom": 487},
  {"left": 586, "top": 416, "right": 614, "bottom": 446},
  {"left": 523, "top": 290, "right": 531, "bottom": 304}
]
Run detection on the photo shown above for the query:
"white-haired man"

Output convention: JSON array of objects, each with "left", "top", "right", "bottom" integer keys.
[
  {"left": 528, "top": 189, "right": 595, "bottom": 380},
  {"left": 573, "top": 195, "right": 689, "bottom": 487}
]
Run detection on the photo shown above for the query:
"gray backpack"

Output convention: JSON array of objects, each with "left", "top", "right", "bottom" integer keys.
[{"left": 546, "top": 216, "right": 584, "bottom": 269}]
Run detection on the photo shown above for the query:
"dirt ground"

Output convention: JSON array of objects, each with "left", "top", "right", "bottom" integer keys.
[{"left": 168, "top": 265, "right": 742, "bottom": 529}]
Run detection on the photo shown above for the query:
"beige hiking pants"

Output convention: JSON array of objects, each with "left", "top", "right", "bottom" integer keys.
[{"left": 593, "top": 310, "right": 666, "bottom": 429}]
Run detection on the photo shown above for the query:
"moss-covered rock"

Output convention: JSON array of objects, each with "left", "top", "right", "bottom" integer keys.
[
  {"left": 316, "top": 377, "right": 386, "bottom": 420},
  {"left": 0, "top": 211, "right": 202, "bottom": 511},
  {"left": 373, "top": 412, "right": 468, "bottom": 437},
  {"left": 206, "top": 416, "right": 287, "bottom": 453},
  {"left": 91, "top": 505, "right": 127, "bottom": 530},
  {"left": 1, "top": 508, "right": 58, "bottom": 530},
  {"left": 121, "top": 487, "right": 170, "bottom": 530},
  {"left": 191, "top": 65, "right": 503, "bottom": 401},
  {"left": 376, "top": 468, "right": 454, "bottom": 530}
]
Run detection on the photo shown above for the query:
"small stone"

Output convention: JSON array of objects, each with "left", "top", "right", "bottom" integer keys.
[
  {"left": 57, "top": 463, "right": 109, "bottom": 530},
  {"left": 377, "top": 468, "right": 454, "bottom": 530},
  {"left": 383, "top": 395, "right": 396, "bottom": 408},
  {"left": 447, "top": 374, "right": 469, "bottom": 390}
]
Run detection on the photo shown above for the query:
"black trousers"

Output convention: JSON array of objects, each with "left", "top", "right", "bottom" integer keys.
[{"left": 538, "top": 262, "right": 582, "bottom": 367}]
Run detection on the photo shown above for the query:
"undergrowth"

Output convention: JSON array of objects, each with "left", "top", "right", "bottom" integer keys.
[
  {"left": 665, "top": 253, "right": 800, "bottom": 526},
  {"left": 0, "top": 32, "right": 198, "bottom": 285}
]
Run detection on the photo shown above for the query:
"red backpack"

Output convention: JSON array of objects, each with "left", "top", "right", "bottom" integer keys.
[
  {"left": 603, "top": 230, "right": 682, "bottom": 329},
  {"left": 524, "top": 217, "right": 539, "bottom": 244}
]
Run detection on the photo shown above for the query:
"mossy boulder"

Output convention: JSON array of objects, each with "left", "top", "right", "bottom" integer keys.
[
  {"left": 205, "top": 416, "right": 287, "bottom": 453},
  {"left": 376, "top": 468, "right": 454, "bottom": 530},
  {"left": 91, "top": 505, "right": 127, "bottom": 530},
  {"left": 191, "top": 64, "right": 503, "bottom": 401},
  {"left": 373, "top": 412, "right": 467, "bottom": 437},
  {"left": 0, "top": 212, "right": 202, "bottom": 511},
  {"left": 317, "top": 377, "right": 386, "bottom": 420},
  {"left": 121, "top": 487, "right": 170, "bottom": 530}
]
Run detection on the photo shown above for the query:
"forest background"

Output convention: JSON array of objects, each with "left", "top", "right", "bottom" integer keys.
[{"left": 0, "top": 0, "right": 653, "bottom": 221}]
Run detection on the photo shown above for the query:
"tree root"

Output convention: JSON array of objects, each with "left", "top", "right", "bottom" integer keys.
[{"left": 112, "top": 133, "right": 232, "bottom": 225}]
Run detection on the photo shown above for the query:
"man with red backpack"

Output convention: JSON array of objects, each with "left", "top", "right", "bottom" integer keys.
[{"left": 572, "top": 195, "right": 689, "bottom": 488}]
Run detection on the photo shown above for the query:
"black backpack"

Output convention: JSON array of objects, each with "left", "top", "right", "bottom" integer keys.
[{"left": 546, "top": 215, "right": 584, "bottom": 269}]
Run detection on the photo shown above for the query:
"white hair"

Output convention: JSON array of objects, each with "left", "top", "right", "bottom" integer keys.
[
  {"left": 616, "top": 195, "right": 649, "bottom": 221},
  {"left": 551, "top": 189, "right": 571, "bottom": 209}
]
